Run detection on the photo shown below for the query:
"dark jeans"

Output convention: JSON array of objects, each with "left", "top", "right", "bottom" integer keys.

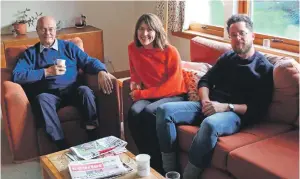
[
  {"left": 127, "top": 95, "right": 185, "bottom": 173},
  {"left": 156, "top": 101, "right": 241, "bottom": 169},
  {"left": 32, "top": 85, "right": 97, "bottom": 141}
]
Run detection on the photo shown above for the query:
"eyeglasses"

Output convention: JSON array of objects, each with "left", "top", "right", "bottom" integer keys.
[
  {"left": 229, "top": 31, "right": 249, "bottom": 39},
  {"left": 38, "top": 27, "right": 56, "bottom": 34}
]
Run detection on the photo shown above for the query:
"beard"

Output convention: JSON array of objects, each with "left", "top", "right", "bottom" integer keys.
[{"left": 233, "top": 42, "right": 252, "bottom": 55}]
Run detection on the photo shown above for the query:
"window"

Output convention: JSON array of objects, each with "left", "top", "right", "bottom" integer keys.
[
  {"left": 249, "top": 0, "right": 299, "bottom": 52},
  {"left": 184, "top": 0, "right": 229, "bottom": 37},
  {"left": 185, "top": 0, "right": 299, "bottom": 53},
  {"left": 251, "top": 1, "right": 299, "bottom": 40}
]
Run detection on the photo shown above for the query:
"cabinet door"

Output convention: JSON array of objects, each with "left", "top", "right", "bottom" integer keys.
[{"left": 58, "top": 31, "right": 104, "bottom": 62}]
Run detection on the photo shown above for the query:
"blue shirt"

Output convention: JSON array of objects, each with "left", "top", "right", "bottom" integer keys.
[
  {"left": 39, "top": 38, "right": 59, "bottom": 53},
  {"left": 198, "top": 51, "right": 274, "bottom": 125},
  {"left": 12, "top": 39, "right": 106, "bottom": 96}
]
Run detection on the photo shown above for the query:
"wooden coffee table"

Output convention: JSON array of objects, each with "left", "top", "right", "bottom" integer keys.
[{"left": 40, "top": 149, "right": 164, "bottom": 179}]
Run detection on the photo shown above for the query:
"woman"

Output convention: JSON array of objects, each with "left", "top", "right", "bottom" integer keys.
[{"left": 127, "top": 13, "right": 187, "bottom": 174}]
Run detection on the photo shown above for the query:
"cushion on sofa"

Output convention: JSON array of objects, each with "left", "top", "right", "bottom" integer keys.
[
  {"left": 57, "top": 106, "right": 83, "bottom": 123},
  {"left": 227, "top": 130, "right": 299, "bottom": 179},
  {"left": 265, "top": 58, "right": 299, "bottom": 125},
  {"left": 177, "top": 121, "right": 293, "bottom": 171},
  {"left": 181, "top": 61, "right": 212, "bottom": 101},
  {"left": 211, "top": 121, "right": 293, "bottom": 171},
  {"left": 190, "top": 37, "right": 231, "bottom": 64}
]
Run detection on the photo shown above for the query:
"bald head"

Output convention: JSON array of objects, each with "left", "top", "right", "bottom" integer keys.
[
  {"left": 37, "top": 16, "right": 56, "bottom": 29},
  {"left": 36, "top": 16, "right": 57, "bottom": 47}
]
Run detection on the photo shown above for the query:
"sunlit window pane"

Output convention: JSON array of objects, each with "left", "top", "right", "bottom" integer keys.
[
  {"left": 252, "top": 0, "right": 299, "bottom": 40},
  {"left": 185, "top": 0, "right": 224, "bottom": 27}
]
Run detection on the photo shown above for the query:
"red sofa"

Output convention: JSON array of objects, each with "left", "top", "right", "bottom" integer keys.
[
  {"left": 1, "top": 37, "right": 122, "bottom": 163},
  {"left": 122, "top": 36, "right": 299, "bottom": 179}
]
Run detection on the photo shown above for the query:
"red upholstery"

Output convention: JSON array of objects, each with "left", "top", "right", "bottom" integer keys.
[
  {"left": 1, "top": 37, "right": 121, "bottom": 162},
  {"left": 190, "top": 37, "right": 231, "bottom": 64},
  {"left": 228, "top": 130, "right": 299, "bottom": 179}
]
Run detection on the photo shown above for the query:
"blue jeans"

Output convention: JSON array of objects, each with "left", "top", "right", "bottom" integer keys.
[{"left": 156, "top": 101, "right": 241, "bottom": 168}]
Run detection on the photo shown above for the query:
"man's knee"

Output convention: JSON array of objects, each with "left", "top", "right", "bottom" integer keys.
[
  {"left": 35, "top": 93, "right": 53, "bottom": 104},
  {"left": 77, "top": 86, "right": 94, "bottom": 96},
  {"left": 200, "top": 117, "right": 218, "bottom": 134},
  {"left": 156, "top": 104, "right": 174, "bottom": 125}
]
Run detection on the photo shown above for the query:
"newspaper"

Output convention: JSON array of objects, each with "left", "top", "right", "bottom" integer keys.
[
  {"left": 70, "top": 136, "right": 127, "bottom": 160},
  {"left": 68, "top": 156, "right": 130, "bottom": 179}
]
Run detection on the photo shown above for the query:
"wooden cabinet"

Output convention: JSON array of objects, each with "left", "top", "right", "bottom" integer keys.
[{"left": 1, "top": 25, "right": 104, "bottom": 68}]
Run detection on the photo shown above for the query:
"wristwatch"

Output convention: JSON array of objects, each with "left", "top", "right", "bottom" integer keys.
[{"left": 228, "top": 104, "right": 235, "bottom": 112}]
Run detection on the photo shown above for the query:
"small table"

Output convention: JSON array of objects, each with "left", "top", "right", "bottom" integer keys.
[{"left": 40, "top": 150, "right": 164, "bottom": 179}]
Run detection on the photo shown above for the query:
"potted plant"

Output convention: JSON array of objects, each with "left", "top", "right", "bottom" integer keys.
[{"left": 12, "top": 8, "right": 42, "bottom": 35}]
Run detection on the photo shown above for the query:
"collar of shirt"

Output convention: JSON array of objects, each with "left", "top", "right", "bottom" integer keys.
[{"left": 40, "top": 39, "right": 58, "bottom": 53}]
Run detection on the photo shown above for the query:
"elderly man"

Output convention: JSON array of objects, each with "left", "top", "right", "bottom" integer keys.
[
  {"left": 155, "top": 14, "right": 274, "bottom": 178},
  {"left": 12, "top": 16, "right": 113, "bottom": 150}
]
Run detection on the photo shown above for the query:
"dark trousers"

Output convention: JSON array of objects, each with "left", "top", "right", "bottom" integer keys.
[
  {"left": 32, "top": 85, "right": 97, "bottom": 141},
  {"left": 127, "top": 95, "right": 185, "bottom": 174}
]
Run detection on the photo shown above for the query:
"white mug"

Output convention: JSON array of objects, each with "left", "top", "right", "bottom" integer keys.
[
  {"left": 136, "top": 154, "right": 151, "bottom": 177},
  {"left": 56, "top": 59, "right": 66, "bottom": 66}
]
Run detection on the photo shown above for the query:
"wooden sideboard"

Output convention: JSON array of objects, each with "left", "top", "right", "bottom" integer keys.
[{"left": 1, "top": 25, "right": 104, "bottom": 68}]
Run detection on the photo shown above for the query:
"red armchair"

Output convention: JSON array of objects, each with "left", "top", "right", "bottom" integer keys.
[{"left": 1, "top": 37, "right": 122, "bottom": 162}]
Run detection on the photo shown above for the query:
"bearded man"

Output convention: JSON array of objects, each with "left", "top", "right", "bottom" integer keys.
[{"left": 155, "top": 14, "right": 274, "bottom": 179}]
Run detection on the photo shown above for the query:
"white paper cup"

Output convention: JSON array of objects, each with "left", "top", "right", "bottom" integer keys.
[
  {"left": 56, "top": 59, "right": 66, "bottom": 66},
  {"left": 136, "top": 154, "right": 151, "bottom": 177}
]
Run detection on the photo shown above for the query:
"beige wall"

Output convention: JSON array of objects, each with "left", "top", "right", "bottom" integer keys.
[{"left": 1, "top": 1, "right": 190, "bottom": 72}]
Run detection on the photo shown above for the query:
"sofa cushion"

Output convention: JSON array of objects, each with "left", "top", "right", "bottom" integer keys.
[
  {"left": 211, "top": 121, "right": 293, "bottom": 171},
  {"left": 177, "top": 125, "right": 199, "bottom": 153},
  {"left": 181, "top": 62, "right": 212, "bottom": 101},
  {"left": 57, "top": 106, "right": 83, "bottom": 123},
  {"left": 265, "top": 59, "right": 299, "bottom": 125},
  {"left": 190, "top": 37, "right": 231, "bottom": 64},
  {"left": 177, "top": 121, "right": 293, "bottom": 171},
  {"left": 228, "top": 130, "right": 299, "bottom": 179}
]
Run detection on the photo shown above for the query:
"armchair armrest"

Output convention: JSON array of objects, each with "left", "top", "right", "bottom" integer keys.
[
  {"left": 120, "top": 78, "right": 138, "bottom": 154},
  {"left": 84, "top": 73, "right": 121, "bottom": 138},
  {"left": 1, "top": 69, "right": 39, "bottom": 162},
  {"left": 121, "top": 78, "right": 133, "bottom": 124}
]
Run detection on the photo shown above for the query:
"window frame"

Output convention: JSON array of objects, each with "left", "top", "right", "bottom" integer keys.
[{"left": 187, "top": 0, "right": 299, "bottom": 53}]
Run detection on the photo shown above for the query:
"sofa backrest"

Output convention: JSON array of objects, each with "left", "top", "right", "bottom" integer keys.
[
  {"left": 190, "top": 36, "right": 299, "bottom": 127},
  {"left": 190, "top": 37, "right": 231, "bottom": 64},
  {"left": 4, "top": 37, "right": 84, "bottom": 70}
]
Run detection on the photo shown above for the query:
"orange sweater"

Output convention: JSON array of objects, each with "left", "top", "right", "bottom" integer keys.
[{"left": 128, "top": 42, "right": 187, "bottom": 100}]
